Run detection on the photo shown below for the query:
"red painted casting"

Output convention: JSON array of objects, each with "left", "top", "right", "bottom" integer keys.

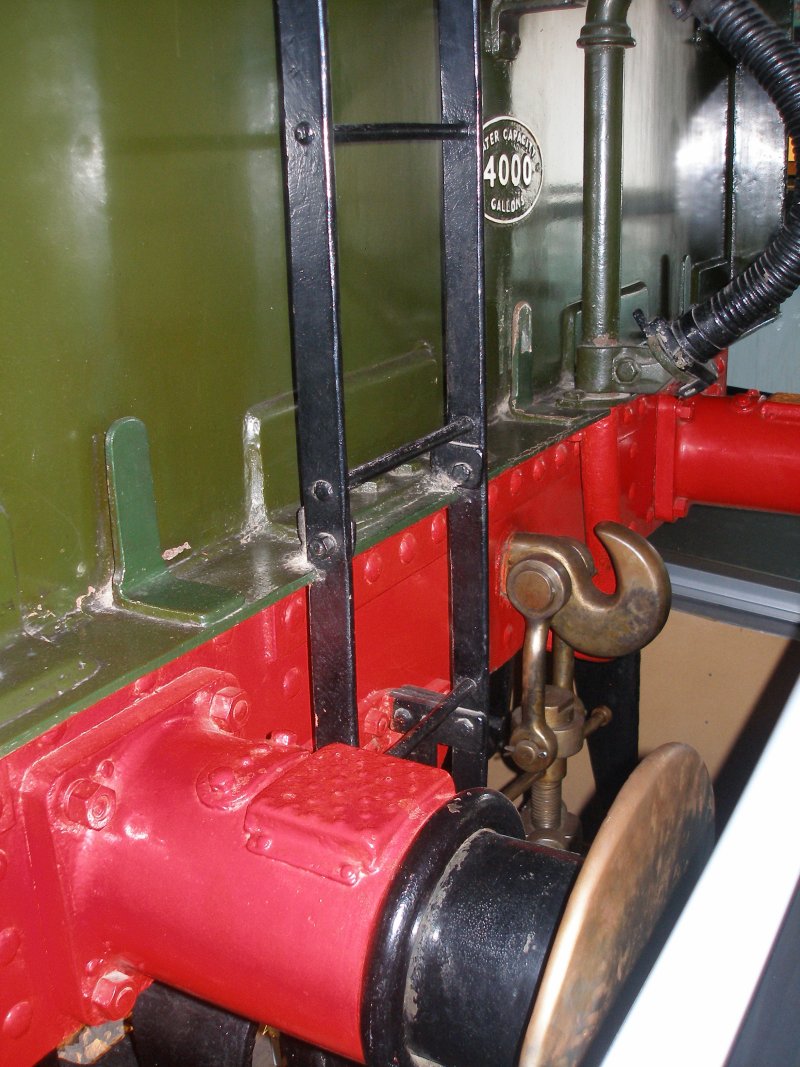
[
  {"left": 19, "top": 668, "right": 454, "bottom": 1063},
  {"left": 654, "top": 391, "right": 800, "bottom": 521}
]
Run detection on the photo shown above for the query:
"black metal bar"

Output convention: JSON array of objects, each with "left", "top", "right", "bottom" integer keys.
[
  {"left": 387, "top": 679, "right": 475, "bottom": 759},
  {"left": 433, "top": 0, "right": 490, "bottom": 715},
  {"left": 347, "top": 415, "right": 473, "bottom": 488},
  {"left": 334, "top": 122, "right": 469, "bottom": 143},
  {"left": 274, "top": 0, "right": 358, "bottom": 748}
]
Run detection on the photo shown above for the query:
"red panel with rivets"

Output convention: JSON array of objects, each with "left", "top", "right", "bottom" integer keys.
[{"left": 3, "top": 391, "right": 800, "bottom": 1064}]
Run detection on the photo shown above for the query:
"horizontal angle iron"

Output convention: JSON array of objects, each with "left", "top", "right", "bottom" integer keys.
[
  {"left": 347, "top": 416, "right": 474, "bottom": 488},
  {"left": 388, "top": 681, "right": 488, "bottom": 789}
]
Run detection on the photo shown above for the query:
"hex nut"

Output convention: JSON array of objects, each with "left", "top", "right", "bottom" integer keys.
[
  {"left": 63, "top": 779, "right": 116, "bottom": 830},
  {"left": 209, "top": 687, "right": 251, "bottom": 732},
  {"left": 90, "top": 970, "right": 137, "bottom": 1019}
]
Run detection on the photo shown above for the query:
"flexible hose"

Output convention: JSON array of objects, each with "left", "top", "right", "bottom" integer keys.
[{"left": 637, "top": 0, "right": 800, "bottom": 390}]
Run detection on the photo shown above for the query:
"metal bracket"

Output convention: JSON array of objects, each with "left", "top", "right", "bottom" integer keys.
[
  {"left": 486, "top": 0, "right": 587, "bottom": 60},
  {"left": 433, "top": 439, "right": 485, "bottom": 490},
  {"left": 105, "top": 418, "right": 243, "bottom": 626},
  {"left": 387, "top": 683, "right": 489, "bottom": 790}
]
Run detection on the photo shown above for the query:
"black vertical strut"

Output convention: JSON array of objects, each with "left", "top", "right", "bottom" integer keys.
[
  {"left": 274, "top": 0, "right": 357, "bottom": 748},
  {"left": 274, "top": 0, "right": 488, "bottom": 749}
]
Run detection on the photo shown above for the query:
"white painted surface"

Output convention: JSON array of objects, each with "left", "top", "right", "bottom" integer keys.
[
  {"left": 728, "top": 287, "right": 800, "bottom": 393},
  {"left": 602, "top": 676, "right": 800, "bottom": 1066}
]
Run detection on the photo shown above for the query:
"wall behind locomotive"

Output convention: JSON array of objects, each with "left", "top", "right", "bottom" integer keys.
[{"left": 728, "top": 287, "right": 800, "bottom": 392}]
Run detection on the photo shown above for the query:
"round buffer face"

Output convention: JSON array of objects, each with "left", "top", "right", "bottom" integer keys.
[{"left": 520, "top": 742, "right": 714, "bottom": 1067}]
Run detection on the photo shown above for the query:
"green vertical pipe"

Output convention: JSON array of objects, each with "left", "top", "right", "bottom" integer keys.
[{"left": 577, "top": 0, "right": 634, "bottom": 347}]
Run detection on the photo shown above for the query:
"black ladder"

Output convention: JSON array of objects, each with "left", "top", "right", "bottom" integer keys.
[{"left": 274, "top": 0, "right": 488, "bottom": 761}]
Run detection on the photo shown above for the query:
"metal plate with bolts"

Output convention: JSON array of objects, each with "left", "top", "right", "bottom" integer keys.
[{"left": 520, "top": 742, "right": 714, "bottom": 1067}]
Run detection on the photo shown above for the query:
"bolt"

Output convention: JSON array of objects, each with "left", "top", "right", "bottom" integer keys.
[
  {"left": 308, "top": 532, "right": 337, "bottom": 562},
  {"left": 450, "top": 462, "right": 473, "bottom": 485},
  {"left": 272, "top": 731, "right": 297, "bottom": 748},
  {"left": 511, "top": 738, "right": 545, "bottom": 772},
  {"left": 364, "top": 705, "right": 391, "bottom": 738},
  {"left": 392, "top": 706, "right": 414, "bottom": 732},
  {"left": 339, "top": 864, "right": 359, "bottom": 885},
  {"left": 90, "top": 970, "right": 137, "bottom": 1020},
  {"left": 63, "top": 779, "right": 116, "bottom": 830},
  {"left": 209, "top": 687, "right": 250, "bottom": 732},
  {"left": 208, "top": 766, "right": 236, "bottom": 793},
  {"left": 615, "top": 358, "right": 639, "bottom": 384},
  {"left": 294, "top": 121, "right": 314, "bottom": 145}
]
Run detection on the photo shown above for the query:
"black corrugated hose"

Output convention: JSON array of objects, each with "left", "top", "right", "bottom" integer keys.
[{"left": 636, "top": 0, "right": 800, "bottom": 394}]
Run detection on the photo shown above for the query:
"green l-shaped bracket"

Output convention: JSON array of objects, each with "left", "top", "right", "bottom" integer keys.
[{"left": 105, "top": 417, "right": 243, "bottom": 626}]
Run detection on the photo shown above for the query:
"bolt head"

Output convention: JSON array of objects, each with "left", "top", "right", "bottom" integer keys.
[
  {"left": 294, "top": 121, "right": 314, "bottom": 145},
  {"left": 208, "top": 766, "right": 236, "bottom": 793},
  {"left": 450, "top": 461, "right": 473, "bottom": 485},
  {"left": 392, "top": 706, "right": 414, "bottom": 732},
  {"left": 308, "top": 532, "right": 337, "bottom": 562},
  {"left": 91, "top": 970, "right": 137, "bottom": 1019},
  {"left": 63, "top": 779, "right": 116, "bottom": 830},
  {"left": 614, "top": 357, "right": 639, "bottom": 384}
]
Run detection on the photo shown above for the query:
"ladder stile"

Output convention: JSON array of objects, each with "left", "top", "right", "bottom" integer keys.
[
  {"left": 435, "top": 0, "right": 490, "bottom": 713},
  {"left": 274, "top": 0, "right": 358, "bottom": 748}
]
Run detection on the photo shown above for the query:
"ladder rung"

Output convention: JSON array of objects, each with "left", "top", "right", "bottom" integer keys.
[
  {"left": 334, "top": 122, "right": 469, "bottom": 144},
  {"left": 347, "top": 415, "right": 473, "bottom": 488}
]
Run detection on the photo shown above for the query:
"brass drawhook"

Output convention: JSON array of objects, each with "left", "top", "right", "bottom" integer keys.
[{"left": 503, "top": 522, "right": 671, "bottom": 848}]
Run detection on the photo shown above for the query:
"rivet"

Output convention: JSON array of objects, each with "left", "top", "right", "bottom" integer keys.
[
  {"left": 0, "top": 928, "right": 21, "bottom": 967},
  {"left": 311, "top": 479, "right": 333, "bottom": 501},
  {"left": 399, "top": 534, "right": 417, "bottom": 565},
  {"left": 282, "top": 597, "right": 304, "bottom": 632},
  {"left": 2, "top": 1001, "right": 33, "bottom": 1039},
  {"left": 430, "top": 513, "right": 447, "bottom": 544},
  {"left": 504, "top": 623, "right": 515, "bottom": 647},
  {"left": 533, "top": 459, "right": 546, "bottom": 481},
  {"left": 488, "top": 483, "right": 499, "bottom": 508},
  {"left": 554, "top": 444, "right": 568, "bottom": 469},
  {"left": 282, "top": 667, "right": 301, "bottom": 699},
  {"left": 510, "top": 469, "right": 523, "bottom": 496},
  {"left": 0, "top": 850, "right": 7, "bottom": 880},
  {"left": 364, "top": 552, "right": 383, "bottom": 584}
]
